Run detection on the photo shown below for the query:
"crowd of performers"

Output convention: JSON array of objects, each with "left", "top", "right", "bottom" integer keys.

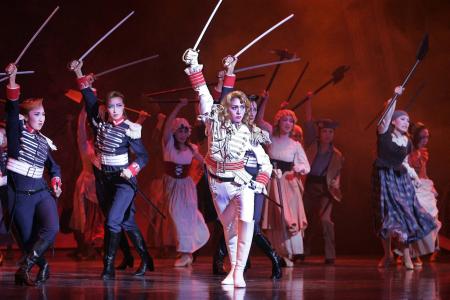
[{"left": 0, "top": 48, "right": 442, "bottom": 288}]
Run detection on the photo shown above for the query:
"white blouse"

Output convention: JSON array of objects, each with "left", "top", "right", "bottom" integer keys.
[{"left": 268, "top": 136, "right": 310, "bottom": 174}]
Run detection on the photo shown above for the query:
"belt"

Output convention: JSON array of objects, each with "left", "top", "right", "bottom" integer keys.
[
  {"left": 100, "top": 153, "right": 128, "bottom": 166},
  {"left": 205, "top": 156, "right": 244, "bottom": 173},
  {"left": 15, "top": 187, "right": 47, "bottom": 196},
  {"left": 208, "top": 172, "right": 235, "bottom": 183},
  {"left": 271, "top": 159, "right": 293, "bottom": 174},
  {"left": 7, "top": 158, "right": 44, "bottom": 178}
]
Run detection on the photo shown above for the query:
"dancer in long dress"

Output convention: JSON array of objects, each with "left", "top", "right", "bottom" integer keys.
[
  {"left": 372, "top": 86, "right": 435, "bottom": 269},
  {"left": 161, "top": 98, "right": 210, "bottom": 267},
  {"left": 408, "top": 123, "right": 441, "bottom": 263},
  {"left": 69, "top": 108, "right": 104, "bottom": 260},
  {"left": 257, "top": 92, "right": 310, "bottom": 267}
]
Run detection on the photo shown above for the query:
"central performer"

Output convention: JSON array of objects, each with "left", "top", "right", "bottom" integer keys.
[{"left": 183, "top": 49, "right": 271, "bottom": 288}]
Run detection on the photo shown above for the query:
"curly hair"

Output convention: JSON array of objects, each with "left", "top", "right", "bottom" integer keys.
[
  {"left": 272, "top": 109, "right": 298, "bottom": 137},
  {"left": 219, "top": 90, "right": 252, "bottom": 127}
]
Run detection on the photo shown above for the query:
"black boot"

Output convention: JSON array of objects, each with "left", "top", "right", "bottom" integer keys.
[
  {"left": 212, "top": 235, "right": 227, "bottom": 275},
  {"left": 244, "top": 256, "right": 251, "bottom": 273},
  {"left": 116, "top": 232, "right": 134, "bottom": 270},
  {"left": 101, "top": 231, "right": 121, "bottom": 280},
  {"left": 35, "top": 257, "right": 50, "bottom": 284},
  {"left": 15, "top": 239, "right": 52, "bottom": 286},
  {"left": 254, "top": 232, "right": 282, "bottom": 279},
  {"left": 126, "top": 230, "right": 154, "bottom": 276}
]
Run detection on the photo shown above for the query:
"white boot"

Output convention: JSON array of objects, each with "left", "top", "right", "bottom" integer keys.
[
  {"left": 221, "top": 234, "right": 237, "bottom": 285},
  {"left": 234, "top": 220, "right": 254, "bottom": 288}
]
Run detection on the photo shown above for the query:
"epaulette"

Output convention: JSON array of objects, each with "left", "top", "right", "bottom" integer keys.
[
  {"left": 124, "top": 120, "right": 142, "bottom": 139},
  {"left": 251, "top": 126, "right": 271, "bottom": 146}
]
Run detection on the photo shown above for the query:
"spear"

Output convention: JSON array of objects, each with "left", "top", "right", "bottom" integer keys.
[
  {"left": 290, "top": 65, "right": 350, "bottom": 111},
  {"left": 376, "top": 33, "right": 429, "bottom": 127}
]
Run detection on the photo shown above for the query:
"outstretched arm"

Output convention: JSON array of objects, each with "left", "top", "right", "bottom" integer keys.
[
  {"left": 255, "top": 90, "right": 273, "bottom": 135},
  {"left": 162, "top": 98, "right": 188, "bottom": 146},
  {"left": 303, "top": 92, "right": 316, "bottom": 148},
  {"left": 378, "top": 86, "right": 404, "bottom": 134},
  {"left": 182, "top": 49, "right": 213, "bottom": 117},
  {"left": 5, "top": 63, "right": 22, "bottom": 159},
  {"left": 69, "top": 60, "right": 99, "bottom": 121}
]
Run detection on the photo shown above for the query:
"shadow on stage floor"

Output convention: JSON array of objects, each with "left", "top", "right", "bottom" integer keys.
[{"left": 1, "top": 252, "right": 449, "bottom": 299}]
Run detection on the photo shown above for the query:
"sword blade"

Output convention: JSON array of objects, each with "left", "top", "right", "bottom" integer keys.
[
  {"left": 235, "top": 57, "right": 300, "bottom": 73},
  {"left": 15, "top": 6, "right": 60, "bottom": 64},
  {"left": 79, "top": 11, "right": 135, "bottom": 61},
  {"left": 234, "top": 14, "right": 294, "bottom": 58},
  {"left": 193, "top": 0, "right": 223, "bottom": 50},
  {"left": 94, "top": 54, "right": 159, "bottom": 78}
]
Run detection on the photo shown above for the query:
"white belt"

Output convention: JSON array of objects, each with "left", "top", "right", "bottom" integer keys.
[
  {"left": 100, "top": 153, "right": 128, "bottom": 166},
  {"left": 6, "top": 158, "right": 44, "bottom": 179}
]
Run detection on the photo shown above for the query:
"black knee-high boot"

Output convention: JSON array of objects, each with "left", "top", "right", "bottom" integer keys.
[
  {"left": 254, "top": 232, "right": 282, "bottom": 279},
  {"left": 116, "top": 231, "right": 134, "bottom": 270},
  {"left": 15, "top": 239, "right": 52, "bottom": 286},
  {"left": 101, "top": 231, "right": 121, "bottom": 280},
  {"left": 212, "top": 234, "right": 228, "bottom": 275},
  {"left": 126, "top": 230, "right": 154, "bottom": 276}
]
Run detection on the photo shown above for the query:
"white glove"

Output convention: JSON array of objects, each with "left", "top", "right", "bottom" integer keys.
[
  {"left": 120, "top": 168, "right": 133, "bottom": 180},
  {"left": 53, "top": 186, "right": 62, "bottom": 198},
  {"left": 394, "top": 86, "right": 404, "bottom": 95},
  {"left": 250, "top": 180, "right": 265, "bottom": 193},
  {"left": 412, "top": 177, "right": 421, "bottom": 189},
  {"left": 182, "top": 48, "right": 199, "bottom": 66},
  {"left": 273, "top": 169, "right": 282, "bottom": 179}
]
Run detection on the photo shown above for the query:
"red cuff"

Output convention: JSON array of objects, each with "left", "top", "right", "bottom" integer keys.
[
  {"left": 223, "top": 74, "right": 236, "bottom": 88},
  {"left": 51, "top": 177, "right": 62, "bottom": 188},
  {"left": 127, "top": 162, "right": 140, "bottom": 176},
  {"left": 256, "top": 172, "right": 270, "bottom": 185},
  {"left": 6, "top": 84, "right": 20, "bottom": 100},
  {"left": 188, "top": 71, "right": 206, "bottom": 89},
  {"left": 77, "top": 74, "right": 94, "bottom": 90}
]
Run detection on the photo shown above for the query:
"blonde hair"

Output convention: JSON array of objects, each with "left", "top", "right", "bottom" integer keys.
[
  {"left": 219, "top": 90, "right": 252, "bottom": 126},
  {"left": 273, "top": 109, "right": 298, "bottom": 137}
]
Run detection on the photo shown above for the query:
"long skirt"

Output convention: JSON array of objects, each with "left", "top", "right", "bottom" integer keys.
[
  {"left": 372, "top": 167, "right": 436, "bottom": 244},
  {"left": 410, "top": 179, "right": 441, "bottom": 255},
  {"left": 164, "top": 175, "right": 210, "bottom": 253},
  {"left": 70, "top": 171, "right": 104, "bottom": 244},
  {"left": 263, "top": 173, "right": 308, "bottom": 257}
]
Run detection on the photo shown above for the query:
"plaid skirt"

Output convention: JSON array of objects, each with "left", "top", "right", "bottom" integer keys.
[{"left": 371, "top": 167, "right": 436, "bottom": 244}]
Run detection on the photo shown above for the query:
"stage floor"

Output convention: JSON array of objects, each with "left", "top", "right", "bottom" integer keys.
[{"left": 1, "top": 253, "right": 449, "bottom": 299}]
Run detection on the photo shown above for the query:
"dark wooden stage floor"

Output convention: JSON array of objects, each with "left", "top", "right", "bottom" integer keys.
[{"left": 1, "top": 252, "right": 449, "bottom": 299}]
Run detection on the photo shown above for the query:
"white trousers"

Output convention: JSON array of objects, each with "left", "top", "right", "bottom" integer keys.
[{"left": 208, "top": 177, "right": 254, "bottom": 227}]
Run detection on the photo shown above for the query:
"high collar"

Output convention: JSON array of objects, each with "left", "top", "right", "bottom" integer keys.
[
  {"left": 25, "top": 124, "right": 36, "bottom": 134},
  {"left": 111, "top": 117, "right": 125, "bottom": 126}
]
